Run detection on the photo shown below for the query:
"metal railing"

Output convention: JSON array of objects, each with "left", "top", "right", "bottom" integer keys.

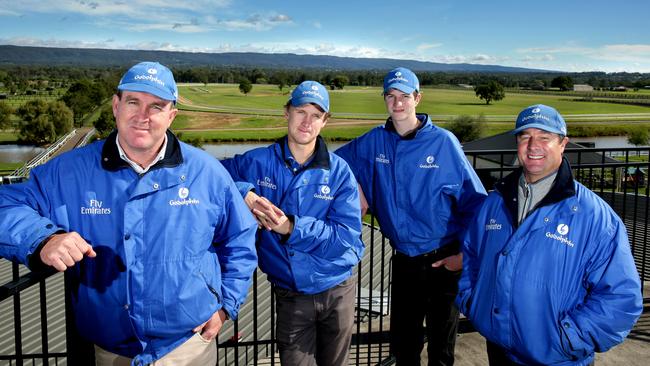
[
  {"left": 11, "top": 129, "right": 78, "bottom": 178},
  {"left": 1, "top": 146, "right": 648, "bottom": 365}
]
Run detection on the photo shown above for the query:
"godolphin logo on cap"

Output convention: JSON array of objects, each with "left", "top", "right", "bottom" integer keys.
[
  {"left": 148, "top": 68, "right": 158, "bottom": 75},
  {"left": 395, "top": 71, "right": 402, "bottom": 76},
  {"left": 311, "top": 85, "right": 318, "bottom": 91},
  {"left": 532, "top": 107, "right": 541, "bottom": 113}
]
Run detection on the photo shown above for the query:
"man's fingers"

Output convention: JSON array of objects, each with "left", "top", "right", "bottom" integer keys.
[
  {"left": 69, "top": 248, "right": 85, "bottom": 262},
  {"left": 192, "top": 321, "right": 206, "bottom": 333},
  {"left": 80, "top": 243, "right": 97, "bottom": 258},
  {"left": 40, "top": 232, "right": 96, "bottom": 271},
  {"left": 254, "top": 197, "right": 272, "bottom": 208},
  {"left": 52, "top": 260, "right": 68, "bottom": 272},
  {"left": 60, "top": 252, "right": 77, "bottom": 267},
  {"left": 252, "top": 209, "right": 273, "bottom": 231}
]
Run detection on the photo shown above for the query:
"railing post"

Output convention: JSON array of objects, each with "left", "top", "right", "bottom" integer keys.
[
  {"left": 12, "top": 263, "right": 24, "bottom": 366},
  {"left": 63, "top": 271, "right": 94, "bottom": 364}
]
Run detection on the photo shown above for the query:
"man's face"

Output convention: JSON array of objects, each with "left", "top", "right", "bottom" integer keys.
[
  {"left": 112, "top": 91, "right": 177, "bottom": 160},
  {"left": 516, "top": 128, "right": 568, "bottom": 183},
  {"left": 384, "top": 88, "right": 421, "bottom": 123},
  {"left": 285, "top": 103, "right": 327, "bottom": 147}
]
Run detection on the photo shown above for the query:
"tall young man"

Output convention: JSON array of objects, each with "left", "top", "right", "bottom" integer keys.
[{"left": 336, "top": 67, "right": 487, "bottom": 365}]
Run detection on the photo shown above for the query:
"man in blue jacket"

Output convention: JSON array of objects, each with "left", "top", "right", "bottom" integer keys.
[
  {"left": 221, "top": 81, "right": 364, "bottom": 366},
  {"left": 0, "top": 62, "right": 258, "bottom": 366},
  {"left": 335, "top": 67, "right": 487, "bottom": 365},
  {"left": 457, "top": 104, "right": 642, "bottom": 365}
]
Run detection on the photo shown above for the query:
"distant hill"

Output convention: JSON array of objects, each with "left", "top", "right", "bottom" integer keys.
[{"left": 0, "top": 45, "right": 552, "bottom": 73}]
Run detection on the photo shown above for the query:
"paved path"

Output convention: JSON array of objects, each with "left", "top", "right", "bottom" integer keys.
[{"left": 50, "top": 126, "right": 93, "bottom": 158}]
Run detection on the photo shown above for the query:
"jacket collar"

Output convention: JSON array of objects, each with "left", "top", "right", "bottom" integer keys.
[
  {"left": 101, "top": 129, "right": 183, "bottom": 172},
  {"left": 276, "top": 135, "right": 330, "bottom": 172},
  {"left": 385, "top": 113, "right": 430, "bottom": 140},
  {"left": 496, "top": 157, "right": 575, "bottom": 226}
]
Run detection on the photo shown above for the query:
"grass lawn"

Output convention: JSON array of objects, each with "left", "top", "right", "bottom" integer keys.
[
  {"left": 178, "top": 84, "right": 650, "bottom": 121},
  {"left": 0, "top": 131, "right": 18, "bottom": 143},
  {"left": 172, "top": 84, "right": 650, "bottom": 142},
  {"left": 0, "top": 162, "right": 22, "bottom": 174}
]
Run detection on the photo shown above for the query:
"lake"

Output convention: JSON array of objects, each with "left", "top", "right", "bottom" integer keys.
[
  {"left": 570, "top": 136, "right": 645, "bottom": 149},
  {"left": 0, "top": 145, "right": 44, "bottom": 164},
  {"left": 1, "top": 136, "right": 645, "bottom": 164},
  {"left": 202, "top": 141, "right": 347, "bottom": 159}
]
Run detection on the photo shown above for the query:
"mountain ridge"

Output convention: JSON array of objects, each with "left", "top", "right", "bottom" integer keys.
[{"left": 0, "top": 45, "right": 555, "bottom": 73}]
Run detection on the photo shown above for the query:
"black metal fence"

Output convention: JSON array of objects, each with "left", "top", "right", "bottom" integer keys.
[{"left": 1, "top": 146, "right": 648, "bottom": 365}]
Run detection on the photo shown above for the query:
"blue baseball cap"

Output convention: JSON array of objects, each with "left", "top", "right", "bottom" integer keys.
[
  {"left": 383, "top": 67, "right": 420, "bottom": 94},
  {"left": 290, "top": 81, "right": 330, "bottom": 112},
  {"left": 117, "top": 61, "right": 178, "bottom": 103},
  {"left": 513, "top": 104, "right": 568, "bottom": 136}
]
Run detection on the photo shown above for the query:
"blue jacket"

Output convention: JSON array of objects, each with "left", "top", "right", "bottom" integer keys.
[
  {"left": 457, "top": 159, "right": 642, "bottom": 365},
  {"left": 221, "top": 136, "right": 364, "bottom": 294},
  {"left": 0, "top": 131, "right": 258, "bottom": 365},
  {"left": 335, "top": 114, "right": 487, "bottom": 256}
]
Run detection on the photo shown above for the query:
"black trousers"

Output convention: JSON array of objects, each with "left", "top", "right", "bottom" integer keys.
[
  {"left": 390, "top": 250, "right": 461, "bottom": 366},
  {"left": 486, "top": 341, "right": 595, "bottom": 366},
  {"left": 486, "top": 341, "right": 523, "bottom": 366}
]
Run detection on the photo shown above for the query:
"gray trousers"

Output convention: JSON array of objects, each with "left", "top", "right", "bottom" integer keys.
[{"left": 275, "top": 276, "right": 356, "bottom": 366}]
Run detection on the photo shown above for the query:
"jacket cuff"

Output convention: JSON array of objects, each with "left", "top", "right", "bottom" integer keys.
[
  {"left": 222, "top": 299, "right": 240, "bottom": 320},
  {"left": 280, "top": 215, "right": 295, "bottom": 243},
  {"left": 235, "top": 181, "right": 255, "bottom": 198}
]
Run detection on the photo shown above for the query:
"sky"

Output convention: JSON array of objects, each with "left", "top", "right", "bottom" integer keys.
[{"left": 1, "top": 0, "right": 649, "bottom": 73}]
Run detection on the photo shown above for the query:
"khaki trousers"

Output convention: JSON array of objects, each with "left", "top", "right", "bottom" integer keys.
[{"left": 94, "top": 333, "right": 217, "bottom": 366}]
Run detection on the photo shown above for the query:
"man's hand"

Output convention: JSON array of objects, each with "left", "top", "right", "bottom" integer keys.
[
  {"left": 432, "top": 253, "right": 463, "bottom": 272},
  {"left": 192, "top": 309, "right": 228, "bottom": 340},
  {"left": 39, "top": 232, "right": 97, "bottom": 272},
  {"left": 243, "top": 191, "right": 261, "bottom": 211},
  {"left": 358, "top": 184, "right": 369, "bottom": 217},
  {"left": 244, "top": 193, "right": 293, "bottom": 235}
]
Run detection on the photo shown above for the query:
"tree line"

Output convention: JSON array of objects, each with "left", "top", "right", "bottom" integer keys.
[{"left": 2, "top": 65, "right": 650, "bottom": 146}]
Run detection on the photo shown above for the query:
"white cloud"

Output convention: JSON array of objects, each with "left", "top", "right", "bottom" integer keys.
[
  {"left": 1, "top": 0, "right": 232, "bottom": 16},
  {"left": 0, "top": 8, "right": 21, "bottom": 16},
  {"left": 0, "top": 36, "right": 114, "bottom": 49},
  {"left": 269, "top": 14, "right": 291, "bottom": 23},
  {"left": 416, "top": 43, "right": 443, "bottom": 51},
  {"left": 0, "top": 1, "right": 296, "bottom": 33},
  {"left": 516, "top": 43, "right": 650, "bottom": 71},
  {"left": 520, "top": 54, "right": 554, "bottom": 62},
  {"left": 596, "top": 44, "right": 650, "bottom": 63}
]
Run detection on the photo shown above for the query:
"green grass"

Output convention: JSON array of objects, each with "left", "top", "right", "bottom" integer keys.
[
  {"left": 175, "top": 129, "right": 288, "bottom": 141},
  {"left": 0, "top": 162, "right": 22, "bottom": 174},
  {"left": 0, "top": 131, "right": 18, "bottom": 143},
  {"left": 178, "top": 84, "right": 650, "bottom": 121},
  {"left": 0, "top": 88, "right": 67, "bottom": 108},
  {"left": 174, "top": 124, "right": 378, "bottom": 142}
]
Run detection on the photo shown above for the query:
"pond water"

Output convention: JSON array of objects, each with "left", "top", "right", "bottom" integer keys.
[
  {"left": 1, "top": 137, "right": 642, "bottom": 164},
  {"left": 202, "top": 141, "right": 347, "bottom": 159},
  {"left": 0, "top": 145, "right": 44, "bottom": 164},
  {"left": 570, "top": 136, "right": 645, "bottom": 149}
]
